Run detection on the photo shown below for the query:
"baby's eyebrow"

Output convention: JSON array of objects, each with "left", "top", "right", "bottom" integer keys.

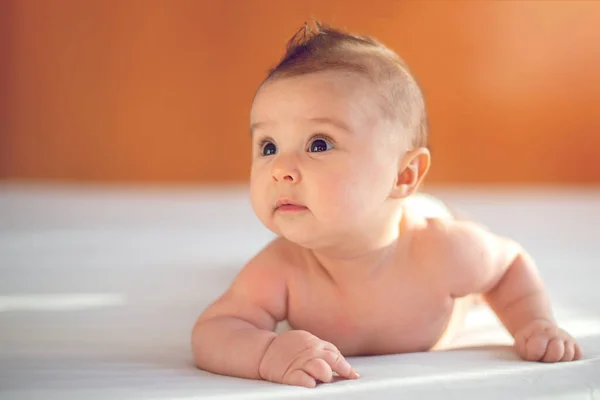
[
  {"left": 308, "top": 117, "right": 352, "bottom": 134},
  {"left": 250, "top": 121, "right": 268, "bottom": 137},
  {"left": 250, "top": 117, "right": 352, "bottom": 137}
]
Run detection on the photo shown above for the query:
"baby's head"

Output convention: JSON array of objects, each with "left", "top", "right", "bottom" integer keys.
[{"left": 249, "top": 21, "right": 431, "bottom": 249}]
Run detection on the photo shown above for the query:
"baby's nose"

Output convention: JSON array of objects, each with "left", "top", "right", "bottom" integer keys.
[{"left": 271, "top": 156, "right": 301, "bottom": 183}]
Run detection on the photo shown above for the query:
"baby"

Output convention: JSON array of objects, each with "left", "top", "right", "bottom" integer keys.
[{"left": 192, "top": 22, "right": 582, "bottom": 388}]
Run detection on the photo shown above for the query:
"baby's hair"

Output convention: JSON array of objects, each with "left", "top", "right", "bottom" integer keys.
[{"left": 264, "top": 20, "right": 429, "bottom": 149}]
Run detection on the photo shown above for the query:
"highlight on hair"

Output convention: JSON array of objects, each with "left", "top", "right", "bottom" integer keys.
[{"left": 263, "top": 20, "right": 429, "bottom": 149}]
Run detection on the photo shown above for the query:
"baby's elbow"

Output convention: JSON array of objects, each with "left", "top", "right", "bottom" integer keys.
[
  {"left": 191, "top": 318, "right": 207, "bottom": 368},
  {"left": 190, "top": 317, "right": 222, "bottom": 370}
]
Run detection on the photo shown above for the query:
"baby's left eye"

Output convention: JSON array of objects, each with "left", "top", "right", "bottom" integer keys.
[{"left": 308, "top": 137, "right": 334, "bottom": 153}]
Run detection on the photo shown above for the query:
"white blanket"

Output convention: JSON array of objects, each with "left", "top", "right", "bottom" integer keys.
[{"left": 1, "top": 184, "right": 599, "bottom": 399}]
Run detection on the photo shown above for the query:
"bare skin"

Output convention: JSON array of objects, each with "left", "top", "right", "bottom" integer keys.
[{"left": 191, "top": 70, "right": 582, "bottom": 388}]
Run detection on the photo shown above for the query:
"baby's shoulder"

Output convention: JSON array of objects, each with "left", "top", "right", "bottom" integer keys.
[
  {"left": 408, "top": 211, "right": 518, "bottom": 272},
  {"left": 406, "top": 206, "right": 506, "bottom": 271},
  {"left": 246, "top": 236, "right": 307, "bottom": 273},
  {"left": 226, "top": 237, "right": 303, "bottom": 297},
  {"left": 409, "top": 213, "right": 493, "bottom": 251}
]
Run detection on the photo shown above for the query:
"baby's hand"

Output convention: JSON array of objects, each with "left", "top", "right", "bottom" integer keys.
[
  {"left": 514, "top": 319, "right": 582, "bottom": 362},
  {"left": 259, "top": 330, "right": 359, "bottom": 388}
]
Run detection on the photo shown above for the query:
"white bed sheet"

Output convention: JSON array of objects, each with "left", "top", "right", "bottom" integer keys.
[{"left": 1, "top": 183, "right": 599, "bottom": 399}]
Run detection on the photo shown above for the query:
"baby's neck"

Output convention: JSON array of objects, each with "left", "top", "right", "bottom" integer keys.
[
  {"left": 309, "top": 242, "right": 399, "bottom": 285},
  {"left": 307, "top": 207, "right": 411, "bottom": 285}
]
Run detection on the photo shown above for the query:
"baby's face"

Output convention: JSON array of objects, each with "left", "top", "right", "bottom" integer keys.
[{"left": 249, "top": 71, "right": 403, "bottom": 248}]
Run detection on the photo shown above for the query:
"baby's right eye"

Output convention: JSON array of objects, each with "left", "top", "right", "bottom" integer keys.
[{"left": 260, "top": 141, "right": 277, "bottom": 156}]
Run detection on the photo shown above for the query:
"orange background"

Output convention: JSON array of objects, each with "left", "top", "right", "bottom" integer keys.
[{"left": 2, "top": 0, "right": 600, "bottom": 185}]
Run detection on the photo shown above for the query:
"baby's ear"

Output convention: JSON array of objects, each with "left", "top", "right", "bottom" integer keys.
[{"left": 390, "top": 148, "right": 431, "bottom": 199}]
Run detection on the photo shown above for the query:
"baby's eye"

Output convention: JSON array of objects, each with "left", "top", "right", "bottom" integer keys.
[
  {"left": 260, "top": 141, "right": 277, "bottom": 156},
  {"left": 308, "top": 136, "right": 334, "bottom": 153}
]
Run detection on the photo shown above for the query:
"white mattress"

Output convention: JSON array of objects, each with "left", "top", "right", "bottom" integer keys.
[{"left": 1, "top": 183, "right": 599, "bottom": 399}]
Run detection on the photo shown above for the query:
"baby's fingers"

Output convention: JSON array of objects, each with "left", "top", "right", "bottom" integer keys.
[
  {"left": 561, "top": 339, "right": 575, "bottom": 362},
  {"left": 541, "top": 337, "right": 564, "bottom": 363},
  {"left": 303, "top": 358, "right": 333, "bottom": 384},
  {"left": 523, "top": 335, "right": 549, "bottom": 361},
  {"left": 321, "top": 349, "right": 359, "bottom": 379},
  {"left": 285, "top": 369, "right": 317, "bottom": 388},
  {"left": 563, "top": 339, "right": 583, "bottom": 361},
  {"left": 574, "top": 342, "right": 583, "bottom": 360}
]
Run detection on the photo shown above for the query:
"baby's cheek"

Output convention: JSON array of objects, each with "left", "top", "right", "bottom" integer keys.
[
  {"left": 249, "top": 180, "right": 270, "bottom": 220},
  {"left": 345, "top": 168, "right": 391, "bottom": 214},
  {"left": 319, "top": 173, "right": 373, "bottom": 221}
]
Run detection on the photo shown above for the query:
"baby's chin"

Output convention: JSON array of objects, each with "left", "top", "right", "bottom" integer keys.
[
  {"left": 272, "top": 225, "right": 315, "bottom": 246},
  {"left": 260, "top": 209, "right": 350, "bottom": 247},
  {"left": 267, "top": 220, "right": 327, "bottom": 249}
]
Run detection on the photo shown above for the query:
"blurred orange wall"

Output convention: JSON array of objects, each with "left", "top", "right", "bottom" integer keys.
[{"left": 2, "top": 0, "right": 600, "bottom": 184}]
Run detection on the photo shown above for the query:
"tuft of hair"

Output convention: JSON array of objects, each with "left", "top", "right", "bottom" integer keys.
[{"left": 265, "top": 20, "right": 429, "bottom": 149}]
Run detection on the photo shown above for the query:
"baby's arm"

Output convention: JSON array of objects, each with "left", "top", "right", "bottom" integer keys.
[
  {"left": 192, "top": 238, "right": 358, "bottom": 387},
  {"left": 191, "top": 240, "right": 286, "bottom": 379},
  {"left": 431, "top": 219, "right": 582, "bottom": 362}
]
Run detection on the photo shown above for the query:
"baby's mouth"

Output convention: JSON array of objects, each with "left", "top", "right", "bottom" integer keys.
[{"left": 274, "top": 199, "right": 308, "bottom": 213}]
